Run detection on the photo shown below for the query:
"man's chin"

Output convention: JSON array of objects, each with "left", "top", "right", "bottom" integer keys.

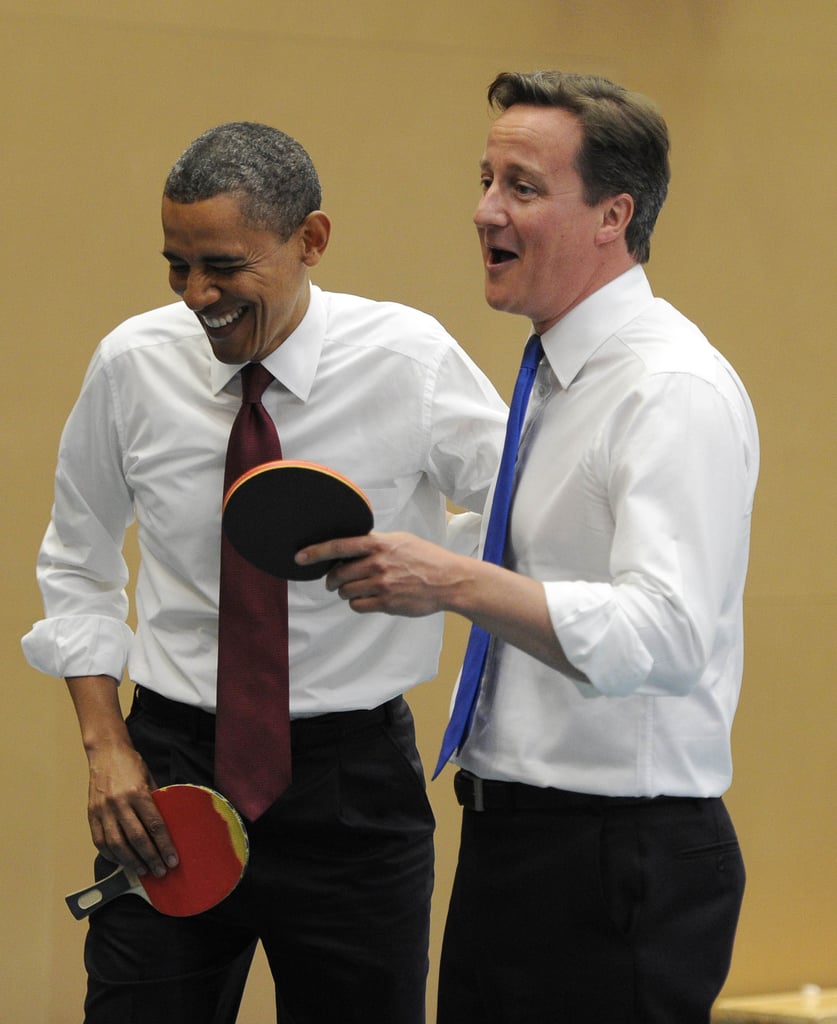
[
  {"left": 484, "top": 286, "right": 520, "bottom": 317},
  {"left": 208, "top": 339, "right": 253, "bottom": 365}
]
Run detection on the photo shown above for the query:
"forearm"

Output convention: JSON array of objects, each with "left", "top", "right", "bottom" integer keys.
[
  {"left": 299, "top": 532, "right": 586, "bottom": 678},
  {"left": 66, "top": 675, "right": 132, "bottom": 756},
  {"left": 65, "top": 675, "right": 177, "bottom": 876},
  {"left": 445, "top": 560, "right": 586, "bottom": 677}
]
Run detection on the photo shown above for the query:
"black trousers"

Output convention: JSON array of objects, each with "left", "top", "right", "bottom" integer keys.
[
  {"left": 438, "top": 773, "right": 745, "bottom": 1024},
  {"left": 83, "top": 690, "right": 435, "bottom": 1024}
]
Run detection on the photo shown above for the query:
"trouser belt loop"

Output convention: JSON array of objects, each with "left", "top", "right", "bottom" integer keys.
[
  {"left": 471, "top": 773, "right": 485, "bottom": 812},
  {"left": 455, "top": 769, "right": 489, "bottom": 811}
]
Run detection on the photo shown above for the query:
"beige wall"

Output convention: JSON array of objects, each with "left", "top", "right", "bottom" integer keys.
[{"left": 2, "top": 1, "right": 835, "bottom": 1020}]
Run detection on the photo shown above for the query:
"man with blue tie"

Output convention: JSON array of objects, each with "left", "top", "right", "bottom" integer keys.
[{"left": 299, "top": 70, "right": 759, "bottom": 1023}]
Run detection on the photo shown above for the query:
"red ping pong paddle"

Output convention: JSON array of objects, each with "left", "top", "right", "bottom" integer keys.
[
  {"left": 65, "top": 784, "right": 249, "bottom": 919},
  {"left": 222, "top": 459, "right": 374, "bottom": 581}
]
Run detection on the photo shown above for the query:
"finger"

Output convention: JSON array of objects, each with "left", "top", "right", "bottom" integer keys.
[
  {"left": 346, "top": 595, "right": 384, "bottom": 614},
  {"left": 93, "top": 808, "right": 151, "bottom": 876},
  {"left": 140, "top": 771, "right": 179, "bottom": 868},
  {"left": 295, "top": 534, "right": 375, "bottom": 568},
  {"left": 323, "top": 556, "right": 376, "bottom": 593},
  {"left": 294, "top": 539, "right": 345, "bottom": 567},
  {"left": 133, "top": 794, "right": 179, "bottom": 875},
  {"left": 93, "top": 795, "right": 179, "bottom": 878}
]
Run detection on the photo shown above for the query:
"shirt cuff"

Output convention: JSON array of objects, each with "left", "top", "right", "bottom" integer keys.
[
  {"left": 21, "top": 615, "right": 133, "bottom": 681},
  {"left": 544, "top": 581, "right": 654, "bottom": 696}
]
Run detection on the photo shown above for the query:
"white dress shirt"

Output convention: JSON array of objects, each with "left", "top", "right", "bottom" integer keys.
[
  {"left": 459, "top": 266, "right": 759, "bottom": 797},
  {"left": 23, "top": 285, "right": 507, "bottom": 714}
]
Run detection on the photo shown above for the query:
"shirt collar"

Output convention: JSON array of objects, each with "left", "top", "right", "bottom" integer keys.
[
  {"left": 208, "top": 283, "right": 326, "bottom": 399},
  {"left": 540, "top": 265, "right": 654, "bottom": 390}
]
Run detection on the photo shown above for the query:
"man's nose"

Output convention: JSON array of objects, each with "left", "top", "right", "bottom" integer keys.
[
  {"left": 474, "top": 184, "right": 506, "bottom": 228},
  {"left": 181, "top": 269, "right": 221, "bottom": 310}
]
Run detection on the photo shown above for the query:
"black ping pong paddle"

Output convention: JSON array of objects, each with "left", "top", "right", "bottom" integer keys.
[{"left": 222, "top": 459, "right": 374, "bottom": 580}]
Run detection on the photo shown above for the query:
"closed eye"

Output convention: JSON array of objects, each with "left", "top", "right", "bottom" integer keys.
[
  {"left": 206, "top": 263, "right": 244, "bottom": 276},
  {"left": 163, "top": 257, "right": 188, "bottom": 274}
]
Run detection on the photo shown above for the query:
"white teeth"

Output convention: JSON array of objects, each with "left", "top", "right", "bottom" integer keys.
[{"left": 202, "top": 307, "right": 244, "bottom": 329}]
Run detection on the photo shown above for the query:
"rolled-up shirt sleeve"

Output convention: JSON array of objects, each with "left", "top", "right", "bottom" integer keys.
[
  {"left": 22, "top": 349, "right": 136, "bottom": 681},
  {"left": 543, "top": 370, "right": 756, "bottom": 698}
]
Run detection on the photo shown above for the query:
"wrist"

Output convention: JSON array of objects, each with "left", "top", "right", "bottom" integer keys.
[{"left": 66, "top": 675, "right": 130, "bottom": 755}]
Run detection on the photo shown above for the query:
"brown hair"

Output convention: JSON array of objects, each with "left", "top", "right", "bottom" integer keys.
[{"left": 488, "top": 71, "right": 670, "bottom": 263}]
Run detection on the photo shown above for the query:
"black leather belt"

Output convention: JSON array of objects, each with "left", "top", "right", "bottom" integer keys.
[
  {"left": 133, "top": 686, "right": 400, "bottom": 751},
  {"left": 454, "top": 769, "right": 685, "bottom": 813}
]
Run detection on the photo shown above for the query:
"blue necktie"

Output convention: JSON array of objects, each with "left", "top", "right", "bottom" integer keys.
[{"left": 433, "top": 334, "right": 544, "bottom": 778}]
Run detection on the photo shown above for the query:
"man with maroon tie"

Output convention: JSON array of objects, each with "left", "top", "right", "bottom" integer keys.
[{"left": 23, "top": 121, "right": 506, "bottom": 1023}]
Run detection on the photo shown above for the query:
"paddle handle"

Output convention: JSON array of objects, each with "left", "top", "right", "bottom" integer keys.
[{"left": 65, "top": 864, "right": 144, "bottom": 920}]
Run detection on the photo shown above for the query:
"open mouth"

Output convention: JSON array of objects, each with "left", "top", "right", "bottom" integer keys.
[
  {"left": 487, "top": 246, "right": 518, "bottom": 266},
  {"left": 201, "top": 306, "right": 246, "bottom": 330}
]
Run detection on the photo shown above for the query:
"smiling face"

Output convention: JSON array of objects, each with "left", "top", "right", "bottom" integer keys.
[
  {"left": 161, "top": 193, "right": 329, "bottom": 364},
  {"left": 474, "top": 104, "right": 634, "bottom": 335}
]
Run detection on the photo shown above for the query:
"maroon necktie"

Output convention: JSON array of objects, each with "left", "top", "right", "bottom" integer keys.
[{"left": 215, "top": 362, "right": 291, "bottom": 821}]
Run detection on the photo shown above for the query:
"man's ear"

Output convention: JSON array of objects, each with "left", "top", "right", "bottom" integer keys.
[
  {"left": 596, "top": 194, "right": 634, "bottom": 246},
  {"left": 299, "top": 211, "right": 331, "bottom": 267}
]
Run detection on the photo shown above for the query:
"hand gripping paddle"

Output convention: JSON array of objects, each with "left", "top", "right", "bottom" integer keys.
[
  {"left": 65, "top": 784, "right": 249, "bottom": 919},
  {"left": 222, "top": 459, "right": 374, "bottom": 581}
]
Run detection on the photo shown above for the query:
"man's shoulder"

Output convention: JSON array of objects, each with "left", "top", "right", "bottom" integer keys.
[
  {"left": 616, "top": 297, "right": 719, "bottom": 376},
  {"left": 611, "top": 298, "right": 755, "bottom": 433},
  {"left": 319, "top": 288, "right": 456, "bottom": 354}
]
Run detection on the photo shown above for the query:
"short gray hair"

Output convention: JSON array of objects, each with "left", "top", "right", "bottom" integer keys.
[{"left": 164, "top": 122, "right": 322, "bottom": 241}]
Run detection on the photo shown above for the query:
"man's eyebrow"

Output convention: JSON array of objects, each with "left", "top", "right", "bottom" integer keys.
[
  {"left": 479, "top": 158, "right": 544, "bottom": 179},
  {"left": 161, "top": 250, "right": 245, "bottom": 265}
]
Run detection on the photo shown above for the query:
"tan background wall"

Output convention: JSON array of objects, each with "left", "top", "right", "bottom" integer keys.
[{"left": 2, "top": 1, "right": 834, "bottom": 1020}]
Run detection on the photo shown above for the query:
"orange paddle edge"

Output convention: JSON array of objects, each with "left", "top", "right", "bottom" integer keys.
[{"left": 223, "top": 459, "right": 371, "bottom": 513}]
